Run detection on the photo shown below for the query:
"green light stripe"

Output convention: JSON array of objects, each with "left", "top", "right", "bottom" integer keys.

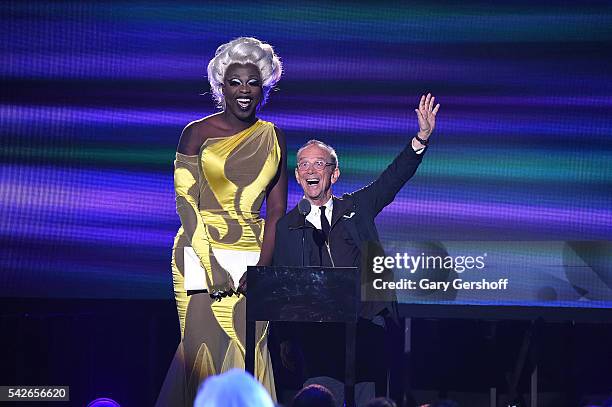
[
  {"left": 4, "top": 146, "right": 611, "bottom": 183},
  {"left": 290, "top": 148, "right": 612, "bottom": 183},
  {"left": 1, "top": 147, "right": 173, "bottom": 166}
]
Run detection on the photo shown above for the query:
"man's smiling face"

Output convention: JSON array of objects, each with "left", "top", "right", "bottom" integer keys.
[{"left": 295, "top": 144, "right": 339, "bottom": 206}]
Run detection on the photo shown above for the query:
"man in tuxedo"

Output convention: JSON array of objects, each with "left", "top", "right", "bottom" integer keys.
[{"left": 271, "top": 94, "right": 439, "bottom": 402}]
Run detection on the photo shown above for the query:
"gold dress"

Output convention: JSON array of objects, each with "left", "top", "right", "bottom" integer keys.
[{"left": 156, "top": 120, "right": 279, "bottom": 406}]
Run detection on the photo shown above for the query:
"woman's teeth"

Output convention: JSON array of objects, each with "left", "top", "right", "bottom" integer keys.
[{"left": 237, "top": 98, "right": 251, "bottom": 109}]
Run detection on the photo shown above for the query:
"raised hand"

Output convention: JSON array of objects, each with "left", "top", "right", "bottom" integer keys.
[{"left": 414, "top": 93, "right": 440, "bottom": 142}]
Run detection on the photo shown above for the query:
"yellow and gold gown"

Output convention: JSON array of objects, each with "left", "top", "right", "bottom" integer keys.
[{"left": 156, "top": 120, "right": 280, "bottom": 406}]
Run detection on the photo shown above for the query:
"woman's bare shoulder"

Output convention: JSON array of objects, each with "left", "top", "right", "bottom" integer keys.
[{"left": 177, "top": 113, "right": 225, "bottom": 155}]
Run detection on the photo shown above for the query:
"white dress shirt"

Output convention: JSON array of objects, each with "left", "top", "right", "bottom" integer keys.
[{"left": 305, "top": 197, "right": 333, "bottom": 230}]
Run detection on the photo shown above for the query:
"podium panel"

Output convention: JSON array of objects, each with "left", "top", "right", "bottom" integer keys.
[
  {"left": 246, "top": 266, "right": 359, "bottom": 323},
  {"left": 245, "top": 266, "right": 359, "bottom": 407}
]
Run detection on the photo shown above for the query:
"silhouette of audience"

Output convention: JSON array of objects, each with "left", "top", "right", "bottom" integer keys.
[
  {"left": 291, "top": 384, "right": 337, "bottom": 407},
  {"left": 193, "top": 369, "right": 274, "bottom": 407}
]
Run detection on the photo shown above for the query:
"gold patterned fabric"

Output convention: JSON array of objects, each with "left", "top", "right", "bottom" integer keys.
[{"left": 156, "top": 120, "right": 280, "bottom": 406}]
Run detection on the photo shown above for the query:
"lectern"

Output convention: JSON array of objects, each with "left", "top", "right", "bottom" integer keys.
[{"left": 246, "top": 266, "right": 360, "bottom": 407}]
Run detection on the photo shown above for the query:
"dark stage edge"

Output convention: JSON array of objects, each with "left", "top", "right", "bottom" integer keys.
[{"left": 1, "top": 298, "right": 610, "bottom": 406}]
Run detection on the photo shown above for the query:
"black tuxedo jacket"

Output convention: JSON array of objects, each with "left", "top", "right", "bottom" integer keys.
[{"left": 272, "top": 141, "right": 426, "bottom": 317}]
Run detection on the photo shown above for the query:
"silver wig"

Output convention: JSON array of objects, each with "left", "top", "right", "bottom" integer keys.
[{"left": 207, "top": 37, "right": 282, "bottom": 109}]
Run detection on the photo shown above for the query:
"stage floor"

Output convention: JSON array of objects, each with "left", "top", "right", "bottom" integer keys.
[{"left": 1, "top": 298, "right": 610, "bottom": 406}]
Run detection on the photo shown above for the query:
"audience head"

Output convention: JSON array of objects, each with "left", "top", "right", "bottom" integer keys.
[
  {"left": 291, "top": 384, "right": 337, "bottom": 407},
  {"left": 364, "top": 397, "right": 397, "bottom": 407},
  {"left": 193, "top": 368, "right": 274, "bottom": 407},
  {"left": 87, "top": 399, "right": 120, "bottom": 407},
  {"left": 428, "top": 400, "right": 460, "bottom": 407}
]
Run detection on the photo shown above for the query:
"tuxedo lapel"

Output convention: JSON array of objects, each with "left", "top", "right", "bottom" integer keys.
[{"left": 331, "top": 196, "right": 354, "bottom": 228}]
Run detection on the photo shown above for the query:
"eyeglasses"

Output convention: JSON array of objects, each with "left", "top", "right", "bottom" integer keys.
[{"left": 296, "top": 160, "right": 336, "bottom": 171}]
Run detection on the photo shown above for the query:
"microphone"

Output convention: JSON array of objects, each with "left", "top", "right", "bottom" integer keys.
[
  {"left": 297, "top": 199, "right": 311, "bottom": 267},
  {"left": 298, "top": 198, "right": 311, "bottom": 216}
]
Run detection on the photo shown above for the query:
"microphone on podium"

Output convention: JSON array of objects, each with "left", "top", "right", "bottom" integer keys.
[{"left": 298, "top": 199, "right": 311, "bottom": 267}]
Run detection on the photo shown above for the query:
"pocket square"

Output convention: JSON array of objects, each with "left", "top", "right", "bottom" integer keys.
[{"left": 343, "top": 212, "right": 356, "bottom": 219}]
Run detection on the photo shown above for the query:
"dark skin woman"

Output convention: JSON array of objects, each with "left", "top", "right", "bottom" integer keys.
[{"left": 177, "top": 62, "right": 287, "bottom": 295}]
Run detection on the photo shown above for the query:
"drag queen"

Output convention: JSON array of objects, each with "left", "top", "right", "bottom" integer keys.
[{"left": 156, "top": 37, "right": 287, "bottom": 406}]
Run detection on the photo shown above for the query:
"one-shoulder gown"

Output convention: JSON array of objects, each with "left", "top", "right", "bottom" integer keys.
[{"left": 156, "top": 120, "right": 279, "bottom": 406}]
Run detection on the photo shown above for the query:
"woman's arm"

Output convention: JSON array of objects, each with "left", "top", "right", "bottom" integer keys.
[
  {"left": 259, "top": 126, "right": 288, "bottom": 265},
  {"left": 238, "top": 126, "right": 287, "bottom": 293},
  {"left": 175, "top": 122, "right": 234, "bottom": 295}
]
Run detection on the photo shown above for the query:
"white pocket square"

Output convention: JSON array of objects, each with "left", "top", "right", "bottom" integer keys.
[{"left": 343, "top": 212, "right": 356, "bottom": 219}]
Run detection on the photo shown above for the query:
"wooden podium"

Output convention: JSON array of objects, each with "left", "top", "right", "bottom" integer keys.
[{"left": 246, "top": 266, "right": 360, "bottom": 407}]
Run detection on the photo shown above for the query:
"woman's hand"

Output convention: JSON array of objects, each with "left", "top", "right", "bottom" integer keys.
[
  {"left": 237, "top": 273, "right": 247, "bottom": 296},
  {"left": 209, "top": 289, "right": 234, "bottom": 301},
  {"left": 414, "top": 93, "right": 440, "bottom": 142},
  {"left": 209, "top": 276, "right": 236, "bottom": 301}
]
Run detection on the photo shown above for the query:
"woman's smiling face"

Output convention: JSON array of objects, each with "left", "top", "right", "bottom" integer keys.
[{"left": 222, "top": 63, "right": 262, "bottom": 120}]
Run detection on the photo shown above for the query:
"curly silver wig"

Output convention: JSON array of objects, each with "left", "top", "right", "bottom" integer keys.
[{"left": 207, "top": 37, "right": 282, "bottom": 109}]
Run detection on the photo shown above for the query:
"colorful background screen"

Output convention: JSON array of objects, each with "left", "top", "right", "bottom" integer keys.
[{"left": 2, "top": 1, "right": 611, "bottom": 310}]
